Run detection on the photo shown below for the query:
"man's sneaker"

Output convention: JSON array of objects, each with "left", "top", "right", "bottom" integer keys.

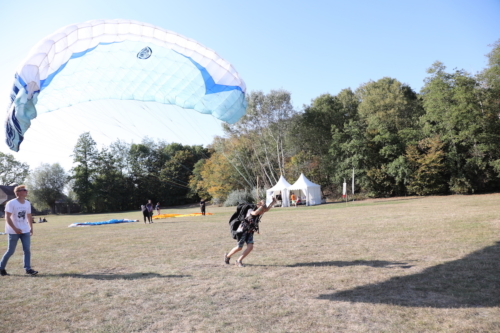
[
  {"left": 0, "top": 269, "right": 9, "bottom": 276},
  {"left": 235, "top": 260, "right": 245, "bottom": 268},
  {"left": 224, "top": 253, "right": 230, "bottom": 265},
  {"left": 26, "top": 269, "right": 38, "bottom": 276}
]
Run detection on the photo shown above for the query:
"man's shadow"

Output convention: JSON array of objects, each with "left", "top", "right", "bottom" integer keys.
[
  {"left": 287, "top": 260, "right": 413, "bottom": 268},
  {"left": 317, "top": 241, "right": 500, "bottom": 308},
  {"left": 37, "top": 273, "right": 191, "bottom": 280}
]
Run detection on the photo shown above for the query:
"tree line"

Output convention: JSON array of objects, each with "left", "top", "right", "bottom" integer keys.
[
  {"left": 2, "top": 40, "right": 499, "bottom": 212},
  {"left": 69, "top": 134, "right": 210, "bottom": 213},
  {"left": 1, "top": 135, "right": 210, "bottom": 213},
  {"left": 194, "top": 40, "right": 500, "bottom": 199}
]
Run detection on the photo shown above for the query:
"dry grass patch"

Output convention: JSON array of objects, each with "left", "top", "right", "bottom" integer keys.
[{"left": 0, "top": 196, "right": 499, "bottom": 332}]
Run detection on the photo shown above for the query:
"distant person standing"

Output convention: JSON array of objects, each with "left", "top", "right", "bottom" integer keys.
[
  {"left": 141, "top": 205, "right": 150, "bottom": 224},
  {"left": 200, "top": 199, "right": 207, "bottom": 216},
  {"left": 146, "top": 200, "right": 154, "bottom": 223},
  {"left": 0, "top": 185, "right": 38, "bottom": 276},
  {"left": 155, "top": 202, "right": 161, "bottom": 216}
]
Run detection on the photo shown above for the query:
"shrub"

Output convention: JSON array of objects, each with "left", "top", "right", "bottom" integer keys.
[{"left": 223, "top": 189, "right": 255, "bottom": 207}]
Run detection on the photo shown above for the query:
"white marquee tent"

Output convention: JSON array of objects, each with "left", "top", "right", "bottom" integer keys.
[
  {"left": 266, "top": 175, "right": 292, "bottom": 207},
  {"left": 288, "top": 173, "right": 322, "bottom": 206}
]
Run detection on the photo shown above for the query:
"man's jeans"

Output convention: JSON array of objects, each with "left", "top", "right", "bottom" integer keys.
[{"left": 0, "top": 232, "right": 31, "bottom": 270}]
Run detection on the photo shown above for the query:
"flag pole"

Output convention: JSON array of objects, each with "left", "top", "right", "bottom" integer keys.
[{"left": 352, "top": 168, "right": 355, "bottom": 202}]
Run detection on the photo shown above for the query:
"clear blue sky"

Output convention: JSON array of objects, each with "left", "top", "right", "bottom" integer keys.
[{"left": 0, "top": 0, "right": 499, "bottom": 172}]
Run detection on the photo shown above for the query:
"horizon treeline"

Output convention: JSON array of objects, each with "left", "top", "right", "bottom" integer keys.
[
  {"left": 69, "top": 134, "right": 209, "bottom": 213},
  {"left": 192, "top": 40, "right": 500, "bottom": 200},
  {"left": 4, "top": 40, "right": 499, "bottom": 213}
]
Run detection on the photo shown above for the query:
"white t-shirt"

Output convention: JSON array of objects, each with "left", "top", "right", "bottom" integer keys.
[{"left": 4, "top": 199, "right": 32, "bottom": 234}]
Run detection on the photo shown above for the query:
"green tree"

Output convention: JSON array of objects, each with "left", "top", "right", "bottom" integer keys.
[
  {"left": 405, "top": 136, "right": 447, "bottom": 195},
  {"left": 355, "top": 77, "right": 423, "bottom": 196},
  {"left": 481, "top": 39, "right": 500, "bottom": 92},
  {"left": 199, "top": 150, "right": 241, "bottom": 202},
  {"left": 292, "top": 89, "right": 359, "bottom": 194},
  {"left": 109, "top": 139, "right": 132, "bottom": 175},
  {"left": 421, "top": 62, "right": 500, "bottom": 193},
  {"left": 93, "top": 148, "right": 132, "bottom": 212},
  {"left": 224, "top": 90, "right": 297, "bottom": 188},
  {"left": 160, "top": 148, "right": 197, "bottom": 206},
  {"left": 330, "top": 118, "right": 368, "bottom": 195},
  {"left": 71, "top": 132, "right": 97, "bottom": 212},
  {"left": 189, "top": 158, "right": 211, "bottom": 200},
  {"left": 27, "top": 163, "right": 67, "bottom": 213},
  {"left": 127, "top": 139, "right": 209, "bottom": 207},
  {"left": 329, "top": 78, "right": 422, "bottom": 197},
  {"left": 479, "top": 40, "right": 500, "bottom": 181},
  {"left": 0, "top": 152, "right": 29, "bottom": 185}
]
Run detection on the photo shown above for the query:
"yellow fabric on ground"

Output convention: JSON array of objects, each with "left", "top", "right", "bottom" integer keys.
[{"left": 152, "top": 212, "right": 213, "bottom": 219}]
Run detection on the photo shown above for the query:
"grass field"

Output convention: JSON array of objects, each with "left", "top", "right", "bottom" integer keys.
[{"left": 1, "top": 194, "right": 499, "bottom": 332}]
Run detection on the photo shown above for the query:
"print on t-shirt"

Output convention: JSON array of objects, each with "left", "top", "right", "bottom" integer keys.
[{"left": 18, "top": 210, "right": 26, "bottom": 220}]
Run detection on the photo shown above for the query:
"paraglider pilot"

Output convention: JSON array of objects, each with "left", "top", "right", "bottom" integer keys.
[{"left": 224, "top": 197, "right": 277, "bottom": 267}]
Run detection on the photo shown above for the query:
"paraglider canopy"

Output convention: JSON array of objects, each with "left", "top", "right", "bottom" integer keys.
[{"left": 5, "top": 19, "right": 247, "bottom": 152}]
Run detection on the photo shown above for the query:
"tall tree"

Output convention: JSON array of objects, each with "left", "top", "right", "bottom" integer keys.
[
  {"left": 405, "top": 136, "right": 447, "bottom": 195},
  {"left": 223, "top": 90, "right": 297, "bottom": 187},
  {"left": 127, "top": 139, "right": 208, "bottom": 207},
  {"left": 27, "top": 163, "right": 67, "bottom": 213},
  {"left": 93, "top": 148, "right": 132, "bottom": 212},
  {"left": 109, "top": 139, "right": 132, "bottom": 175},
  {"left": 71, "top": 132, "right": 98, "bottom": 212},
  {"left": 355, "top": 77, "right": 423, "bottom": 196},
  {"left": 421, "top": 62, "right": 500, "bottom": 193},
  {"left": 198, "top": 150, "right": 242, "bottom": 203},
  {"left": 189, "top": 158, "right": 211, "bottom": 201},
  {"left": 479, "top": 40, "right": 500, "bottom": 180},
  {"left": 481, "top": 39, "right": 500, "bottom": 92},
  {"left": 160, "top": 147, "right": 199, "bottom": 206},
  {"left": 0, "top": 152, "right": 29, "bottom": 185},
  {"left": 292, "top": 89, "right": 359, "bottom": 193}
]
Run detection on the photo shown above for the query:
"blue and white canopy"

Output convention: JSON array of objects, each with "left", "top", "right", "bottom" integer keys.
[{"left": 6, "top": 19, "right": 247, "bottom": 151}]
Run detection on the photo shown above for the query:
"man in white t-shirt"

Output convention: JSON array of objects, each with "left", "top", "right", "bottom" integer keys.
[{"left": 0, "top": 185, "right": 38, "bottom": 276}]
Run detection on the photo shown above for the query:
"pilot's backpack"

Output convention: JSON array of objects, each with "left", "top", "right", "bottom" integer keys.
[{"left": 228, "top": 202, "right": 262, "bottom": 240}]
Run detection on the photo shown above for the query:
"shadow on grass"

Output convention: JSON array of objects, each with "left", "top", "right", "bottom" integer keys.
[
  {"left": 318, "top": 241, "right": 500, "bottom": 308},
  {"left": 152, "top": 220, "right": 187, "bottom": 224},
  {"left": 287, "top": 260, "right": 413, "bottom": 268},
  {"left": 39, "top": 272, "right": 191, "bottom": 280},
  {"left": 323, "top": 197, "right": 423, "bottom": 205}
]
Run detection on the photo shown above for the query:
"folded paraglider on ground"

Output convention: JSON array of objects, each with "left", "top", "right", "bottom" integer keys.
[{"left": 68, "top": 219, "right": 139, "bottom": 227}]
